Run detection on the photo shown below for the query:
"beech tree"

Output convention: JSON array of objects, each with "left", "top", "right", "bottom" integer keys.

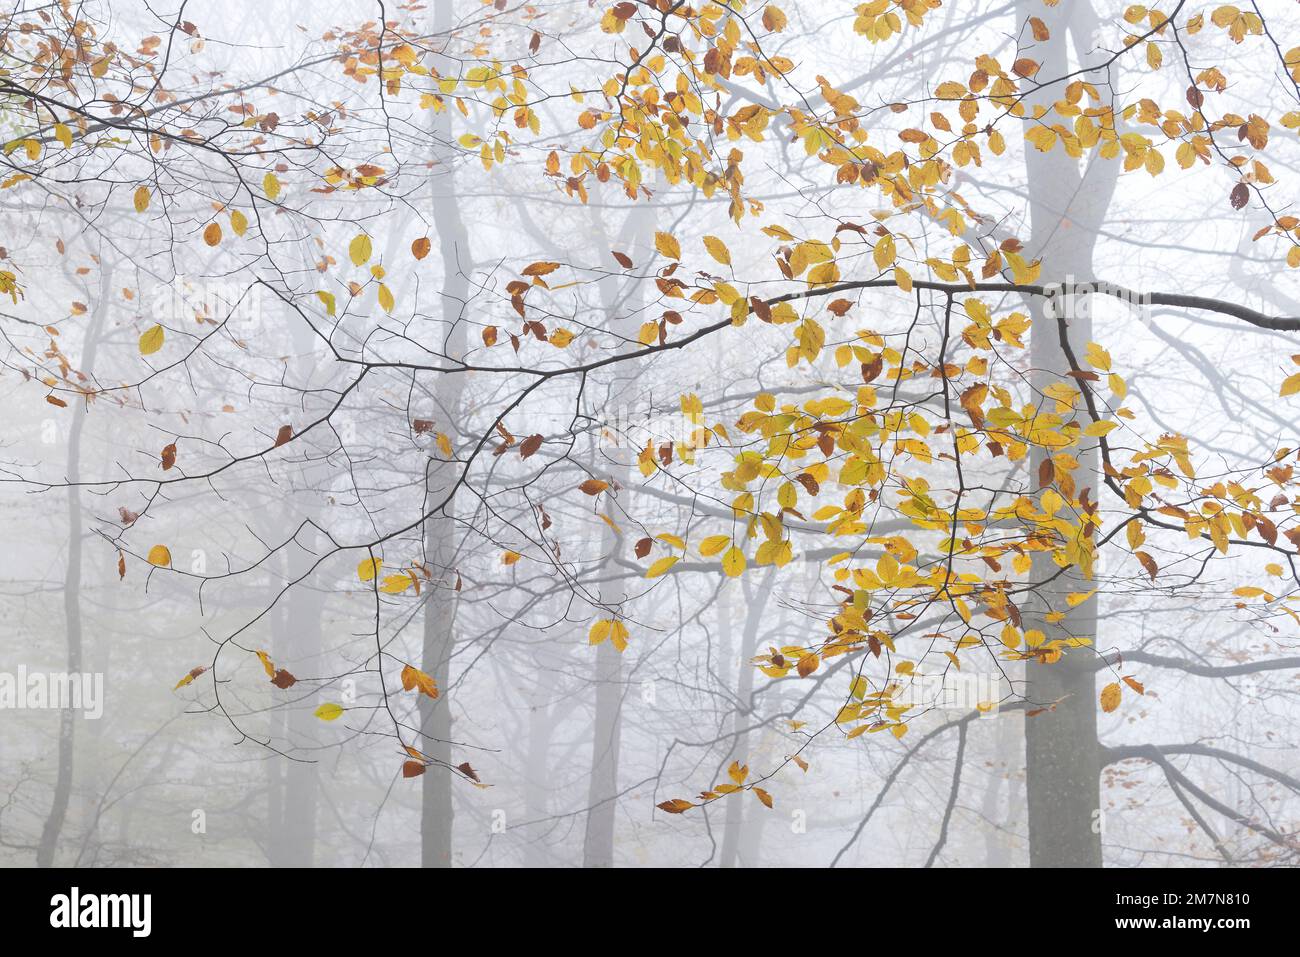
[{"left": 2, "top": 0, "right": 1298, "bottom": 867}]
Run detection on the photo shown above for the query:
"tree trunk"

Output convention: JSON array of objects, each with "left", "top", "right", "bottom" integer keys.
[
  {"left": 37, "top": 264, "right": 111, "bottom": 867},
  {"left": 1017, "top": 0, "right": 1117, "bottom": 868},
  {"left": 419, "top": 0, "right": 471, "bottom": 868}
]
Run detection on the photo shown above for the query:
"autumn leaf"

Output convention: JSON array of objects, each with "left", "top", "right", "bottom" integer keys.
[
  {"left": 349, "top": 233, "right": 372, "bottom": 266},
  {"left": 263, "top": 172, "right": 280, "bottom": 200},
  {"left": 138, "top": 324, "right": 165, "bottom": 356},
  {"left": 412, "top": 236, "right": 431, "bottom": 260},
  {"left": 173, "top": 665, "right": 207, "bottom": 690},
  {"left": 203, "top": 222, "right": 222, "bottom": 246},
  {"left": 656, "top": 799, "right": 694, "bottom": 814},
  {"left": 645, "top": 556, "right": 679, "bottom": 578},
  {"left": 579, "top": 479, "right": 609, "bottom": 495},
  {"left": 402, "top": 760, "right": 427, "bottom": 778},
  {"left": 273, "top": 424, "right": 293, "bottom": 447},
  {"left": 357, "top": 557, "right": 383, "bottom": 581},
  {"left": 519, "top": 434, "right": 543, "bottom": 458},
  {"left": 147, "top": 544, "right": 172, "bottom": 567},
  {"left": 654, "top": 231, "right": 681, "bottom": 260},
  {"left": 400, "top": 663, "right": 439, "bottom": 699},
  {"left": 1100, "top": 682, "right": 1122, "bottom": 713},
  {"left": 255, "top": 650, "right": 275, "bottom": 678},
  {"left": 314, "top": 703, "right": 345, "bottom": 721},
  {"left": 160, "top": 442, "right": 177, "bottom": 470},
  {"left": 133, "top": 186, "right": 151, "bottom": 213},
  {"left": 270, "top": 669, "right": 297, "bottom": 689}
]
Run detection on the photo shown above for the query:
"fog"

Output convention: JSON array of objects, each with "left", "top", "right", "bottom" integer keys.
[{"left": 0, "top": 0, "right": 1296, "bottom": 869}]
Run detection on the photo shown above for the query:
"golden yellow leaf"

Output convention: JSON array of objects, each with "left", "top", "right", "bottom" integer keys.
[
  {"left": 263, "top": 172, "right": 281, "bottom": 200},
  {"left": 645, "top": 556, "right": 679, "bottom": 578},
  {"left": 314, "top": 702, "right": 345, "bottom": 721},
  {"left": 721, "top": 546, "right": 746, "bottom": 578},
  {"left": 138, "top": 324, "right": 165, "bottom": 356},
  {"left": 654, "top": 231, "right": 681, "bottom": 260},
  {"left": 357, "top": 557, "right": 383, "bottom": 581},
  {"left": 230, "top": 210, "right": 248, "bottom": 236},
  {"left": 703, "top": 235, "right": 731, "bottom": 266},
  {"left": 400, "top": 664, "right": 439, "bottom": 698},
  {"left": 134, "top": 186, "right": 151, "bottom": 213},
  {"left": 349, "top": 233, "right": 372, "bottom": 266},
  {"left": 146, "top": 544, "right": 171, "bottom": 567},
  {"left": 1100, "top": 682, "right": 1122, "bottom": 713}
]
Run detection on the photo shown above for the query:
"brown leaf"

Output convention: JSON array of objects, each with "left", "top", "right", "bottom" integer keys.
[
  {"left": 1122, "top": 675, "right": 1145, "bottom": 695},
  {"left": 579, "top": 479, "right": 609, "bottom": 496},
  {"left": 634, "top": 537, "right": 652, "bottom": 559},
  {"left": 402, "top": 760, "right": 427, "bottom": 778},
  {"left": 118, "top": 506, "right": 139, "bottom": 525},
  {"left": 117, "top": 551, "right": 126, "bottom": 580},
  {"left": 270, "top": 669, "right": 297, "bottom": 689},
  {"left": 1230, "top": 182, "right": 1249, "bottom": 210},
  {"left": 1136, "top": 551, "right": 1158, "bottom": 581},
  {"left": 482, "top": 325, "right": 498, "bottom": 347},
  {"left": 611, "top": 250, "right": 634, "bottom": 269},
  {"left": 1038, "top": 457, "right": 1054, "bottom": 489},
  {"left": 457, "top": 761, "right": 481, "bottom": 783},
  {"left": 160, "top": 442, "right": 177, "bottom": 470},
  {"left": 411, "top": 237, "right": 431, "bottom": 260},
  {"left": 412, "top": 419, "right": 434, "bottom": 434},
  {"left": 861, "top": 355, "right": 883, "bottom": 383},
  {"left": 273, "top": 424, "right": 293, "bottom": 447},
  {"left": 519, "top": 434, "right": 543, "bottom": 458},
  {"left": 753, "top": 787, "right": 773, "bottom": 809}
]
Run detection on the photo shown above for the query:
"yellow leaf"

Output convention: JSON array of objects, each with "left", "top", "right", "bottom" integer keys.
[
  {"left": 550, "top": 328, "right": 574, "bottom": 347},
  {"left": 256, "top": 651, "right": 275, "bottom": 678},
  {"left": 314, "top": 702, "right": 345, "bottom": 721},
  {"left": 1281, "top": 372, "right": 1300, "bottom": 397},
  {"left": 1100, "top": 682, "right": 1122, "bottom": 713},
  {"left": 54, "top": 123, "right": 73, "bottom": 149},
  {"left": 263, "top": 172, "right": 281, "bottom": 200},
  {"left": 230, "top": 210, "right": 248, "bottom": 236},
  {"left": 703, "top": 235, "right": 731, "bottom": 266},
  {"left": 146, "top": 544, "right": 171, "bottom": 567},
  {"left": 138, "top": 324, "right": 165, "bottom": 356},
  {"left": 316, "top": 290, "right": 336, "bottom": 316},
  {"left": 589, "top": 619, "right": 630, "bottom": 652},
  {"left": 503, "top": 550, "right": 522, "bottom": 565},
  {"left": 349, "top": 234, "right": 372, "bottom": 266},
  {"left": 1084, "top": 342, "right": 1112, "bottom": 371},
  {"left": 654, "top": 231, "right": 681, "bottom": 260},
  {"left": 721, "top": 546, "right": 746, "bottom": 578},
  {"left": 133, "top": 186, "right": 151, "bottom": 213},
  {"left": 645, "top": 556, "right": 679, "bottom": 578},
  {"left": 699, "top": 535, "right": 730, "bottom": 557},
  {"left": 378, "top": 283, "right": 394, "bottom": 313},
  {"left": 357, "top": 557, "right": 383, "bottom": 581}
]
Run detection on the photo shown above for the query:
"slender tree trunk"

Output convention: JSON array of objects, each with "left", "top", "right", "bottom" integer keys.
[
  {"left": 37, "top": 264, "right": 111, "bottom": 867},
  {"left": 581, "top": 200, "right": 654, "bottom": 867},
  {"left": 720, "top": 572, "right": 773, "bottom": 867},
  {"left": 419, "top": 0, "right": 470, "bottom": 868},
  {"left": 1017, "top": 0, "right": 1117, "bottom": 868},
  {"left": 268, "top": 585, "right": 325, "bottom": 866}
]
